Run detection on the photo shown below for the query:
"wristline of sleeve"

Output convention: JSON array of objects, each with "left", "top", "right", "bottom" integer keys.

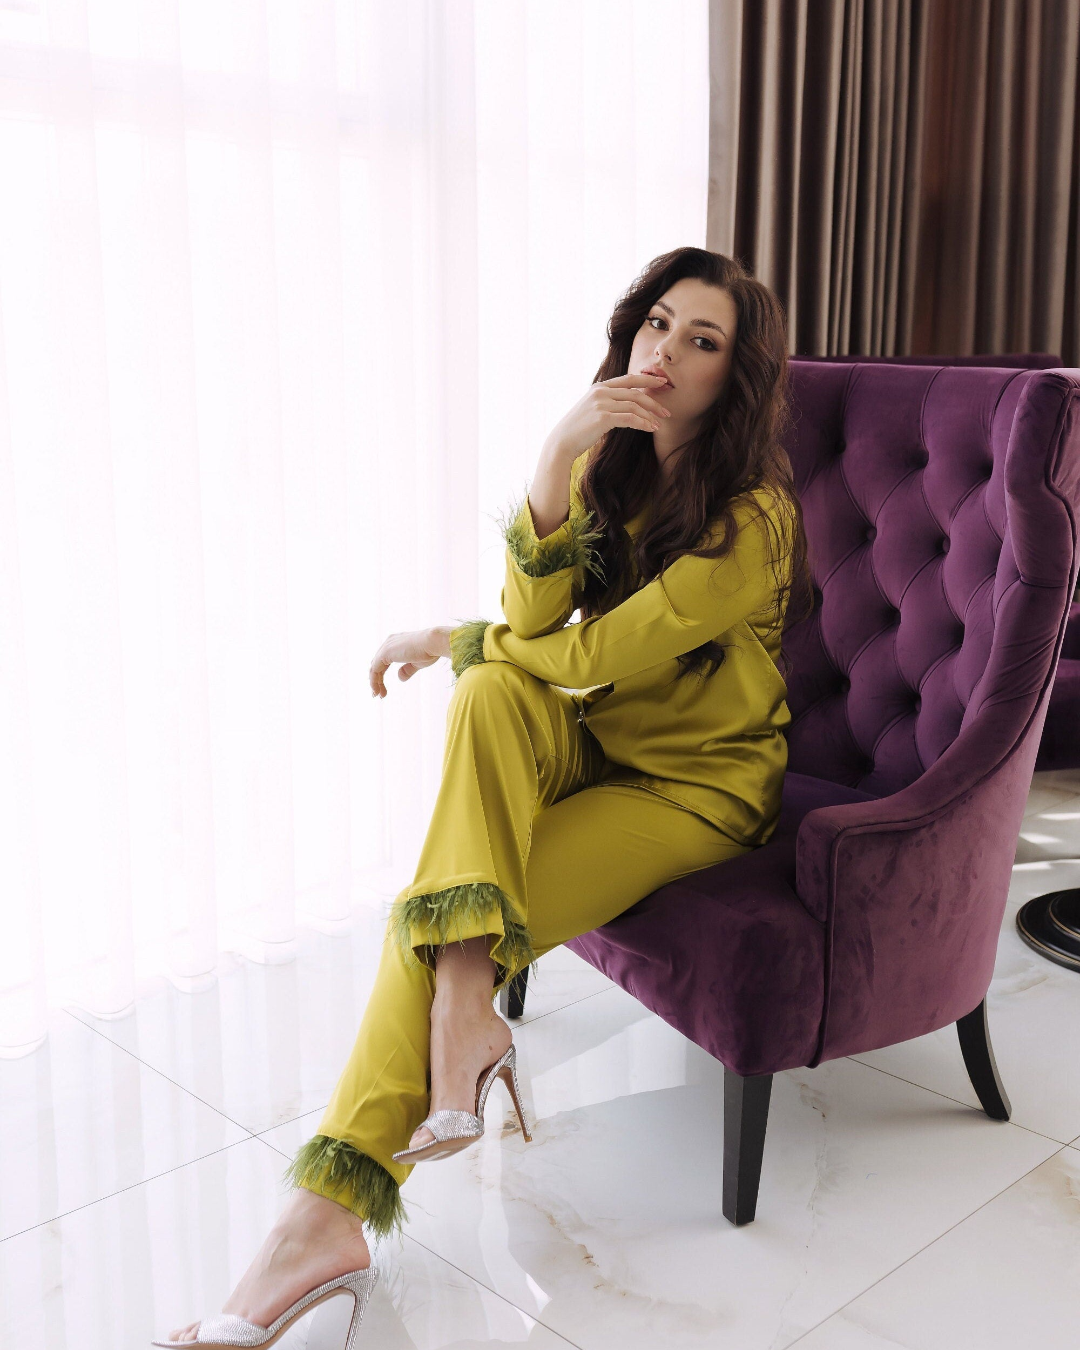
[
  {"left": 449, "top": 618, "right": 495, "bottom": 680},
  {"left": 496, "top": 491, "right": 606, "bottom": 581}
]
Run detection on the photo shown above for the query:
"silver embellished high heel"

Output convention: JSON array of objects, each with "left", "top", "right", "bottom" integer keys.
[
  {"left": 150, "top": 1262, "right": 378, "bottom": 1348},
  {"left": 392, "top": 1042, "right": 531, "bottom": 1163}
]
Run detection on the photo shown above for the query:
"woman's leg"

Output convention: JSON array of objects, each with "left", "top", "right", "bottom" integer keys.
[
  {"left": 285, "top": 660, "right": 607, "bottom": 1222},
  {"left": 288, "top": 662, "right": 752, "bottom": 1232},
  {"left": 166, "top": 663, "right": 747, "bottom": 1340},
  {"left": 165, "top": 661, "right": 595, "bottom": 1342}
]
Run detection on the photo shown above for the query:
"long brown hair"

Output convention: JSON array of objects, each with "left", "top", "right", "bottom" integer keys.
[{"left": 578, "top": 245, "right": 813, "bottom": 682}]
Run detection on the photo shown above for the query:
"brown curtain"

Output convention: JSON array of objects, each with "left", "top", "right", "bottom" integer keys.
[{"left": 707, "top": 0, "right": 1080, "bottom": 365}]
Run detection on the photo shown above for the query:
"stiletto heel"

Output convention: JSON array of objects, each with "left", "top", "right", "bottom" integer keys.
[
  {"left": 150, "top": 1261, "right": 378, "bottom": 1347},
  {"left": 392, "top": 1042, "right": 531, "bottom": 1163},
  {"left": 498, "top": 1052, "right": 532, "bottom": 1141}
]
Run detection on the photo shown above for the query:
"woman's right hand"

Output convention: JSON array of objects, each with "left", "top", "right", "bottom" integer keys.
[{"left": 543, "top": 372, "right": 673, "bottom": 460}]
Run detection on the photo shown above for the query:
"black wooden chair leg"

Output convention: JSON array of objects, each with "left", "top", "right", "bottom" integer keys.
[
  {"left": 498, "top": 965, "right": 529, "bottom": 1019},
  {"left": 722, "top": 1067, "right": 773, "bottom": 1225},
  {"left": 956, "top": 997, "right": 1011, "bottom": 1120}
]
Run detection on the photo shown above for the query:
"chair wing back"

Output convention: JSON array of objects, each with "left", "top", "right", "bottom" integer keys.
[{"left": 781, "top": 363, "right": 1080, "bottom": 796}]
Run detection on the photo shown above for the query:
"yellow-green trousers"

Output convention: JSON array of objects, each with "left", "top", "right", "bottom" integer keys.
[{"left": 282, "top": 661, "right": 752, "bottom": 1236}]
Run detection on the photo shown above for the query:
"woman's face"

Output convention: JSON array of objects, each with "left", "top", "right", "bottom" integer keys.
[{"left": 628, "top": 277, "right": 739, "bottom": 430}]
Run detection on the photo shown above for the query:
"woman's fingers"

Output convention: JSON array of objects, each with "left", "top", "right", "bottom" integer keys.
[
  {"left": 370, "top": 630, "right": 443, "bottom": 698},
  {"left": 603, "top": 373, "right": 671, "bottom": 388},
  {"left": 605, "top": 387, "right": 671, "bottom": 418},
  {"left": 607, "top": 405, "right": 658, "bottom": 432}
]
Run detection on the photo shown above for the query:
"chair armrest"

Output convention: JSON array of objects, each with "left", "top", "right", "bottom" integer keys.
[
  {"left": 795, "top": 713, "right": 1023, "bottom": 925},
  {"left": 793, "top": 701, "right": 1047, "bottom": 1064}
]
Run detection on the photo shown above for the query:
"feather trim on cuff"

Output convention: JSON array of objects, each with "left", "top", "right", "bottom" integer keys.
[
  {"left": 389, "top": 879, "right": 536, "bottom": 986},
  {"left": 448, "top": 618, "right": 493, "bottom": 679},
  {"left": 496, "top": 492, "right": 607, "bottom": 583},
  {"left": 282, "top": 1134, "right": 406, "bottom": 1237}
]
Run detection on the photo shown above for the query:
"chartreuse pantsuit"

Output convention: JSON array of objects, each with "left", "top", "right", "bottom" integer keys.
[{"left": 282, "top": 446, "right": 797, "bottom": 1236}]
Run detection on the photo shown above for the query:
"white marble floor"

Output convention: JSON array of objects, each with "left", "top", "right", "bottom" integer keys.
[{"left": 4, "top": 771, "right": 1080, "bottom": 1349}]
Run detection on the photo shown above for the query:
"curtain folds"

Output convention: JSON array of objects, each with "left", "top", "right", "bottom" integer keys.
[
  {"left": 708, "top": 0, "right": 1080, "bottom": 365},
  {"left": 0, "top": 0, "right": 710, "bottom": 1055}
]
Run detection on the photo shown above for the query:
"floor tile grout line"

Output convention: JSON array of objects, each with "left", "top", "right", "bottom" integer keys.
[
  {"left": 61, "top": 1006, "right": 267, "bottom": 1141},
  {"left": 844, "top": 1053, "right": 1079, "bottom": 1149},
  {"left": 780, "top": 1141, "right": 1073, "bottom": 1348},
  {"left": 0, "top": 1133, "right": 280, "bottom": 1247},
  {"left": 512, "top": 982, "right": 618, "bottom": 1030},
  {"left": 397, "top": 1230, "right": 588, "bottom": 1350},
  {"left": 53, "top": 980, "right": 618, "bottom": 1178}
]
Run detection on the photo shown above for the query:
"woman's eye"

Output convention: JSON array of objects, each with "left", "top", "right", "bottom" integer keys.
[{"left": 647, "top": 316, "right": 716, "bottom": 351}]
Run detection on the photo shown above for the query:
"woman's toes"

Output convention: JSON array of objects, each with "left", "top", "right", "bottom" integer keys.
[{"left": 408, "top": 1125, "right": 435, "bottom": 1149}]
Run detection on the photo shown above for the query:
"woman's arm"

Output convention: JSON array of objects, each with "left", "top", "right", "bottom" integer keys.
[
  {"left": 451, "top": 491, "right": 792, "bottom": 687},
  {"left": 497, "top": 445, "right": 605, "bottom": 640},
  {"left": 445, "top": 373, "right": 671, "bottom": 672},
  {"left": 528, "top": 436, "right": 578, "bottom": 539}
]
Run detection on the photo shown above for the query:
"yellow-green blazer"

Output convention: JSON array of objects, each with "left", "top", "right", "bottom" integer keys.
[{"left": 449, "top": 447, "right": 796, "bottom": 847}]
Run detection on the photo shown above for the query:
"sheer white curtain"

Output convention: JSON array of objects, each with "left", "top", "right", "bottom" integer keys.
[{"left": 0, "top": 0, "right": 709, "bottom": 1056}]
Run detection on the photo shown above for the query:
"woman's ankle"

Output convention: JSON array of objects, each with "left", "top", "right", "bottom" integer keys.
[{"left": 278, "top": 1187, "right": 370, "bottom": 1249}]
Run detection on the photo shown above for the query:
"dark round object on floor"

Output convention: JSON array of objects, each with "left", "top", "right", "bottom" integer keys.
[{"left": 1015, "top": 888, "right": 1080, "bottom": 972}]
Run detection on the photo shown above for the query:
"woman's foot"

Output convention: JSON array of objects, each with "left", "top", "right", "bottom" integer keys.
[
  {"left": 410, "top": 982, "right": 515, "bottom": 1150},
  {"left": 164, "top": 1185, "right": 371, "bottom": 1343}
]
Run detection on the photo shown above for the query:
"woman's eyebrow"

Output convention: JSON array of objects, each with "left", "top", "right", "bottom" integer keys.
[{"left": 654, "top": 298, "right": 728, "bottom": 339}]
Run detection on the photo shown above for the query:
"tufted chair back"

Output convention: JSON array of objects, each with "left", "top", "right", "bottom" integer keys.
[{"left": 780, "top": 362, "right": 1080, "bottom": 797}]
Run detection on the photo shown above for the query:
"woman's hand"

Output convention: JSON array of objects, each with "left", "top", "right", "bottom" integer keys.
[
  {"left": 542, "top": 371, "right": 672, "bottom": 460},
  {"left": 370, "top": 626, "right": 453, "bottom": 698}
]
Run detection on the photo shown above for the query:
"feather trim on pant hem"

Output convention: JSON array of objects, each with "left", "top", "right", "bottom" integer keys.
[
  {"left": 282, "top": 1134, "right": 406, "bottom": 1238},
  {"left": 390, "top": 880, "right": 536, "bottom": 985}
]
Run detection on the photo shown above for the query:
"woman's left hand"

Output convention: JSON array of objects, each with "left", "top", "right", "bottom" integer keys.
[{"left": 370, "top": 626, "right": 453, "bottom": 698}]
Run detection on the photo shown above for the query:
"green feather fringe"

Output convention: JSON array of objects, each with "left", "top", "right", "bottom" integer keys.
[
  {"left": 496, "top": 491, "right": 607, "bottom": 584},
  {"left": 389, "top": 880, "right": 536, "bottom": 984},
  {"left": 281, "top": 1134, "right": 406, "bottom": 1238},
  {"left": 448, "top": 617, "right": 494, "bottom": 680}
]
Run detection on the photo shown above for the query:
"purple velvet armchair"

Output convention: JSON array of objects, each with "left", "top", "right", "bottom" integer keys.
[
  {"left": 498, "top": 361, "right": 1080, "bottom": 1226},
  {"left": 794, "top": 354, "right": 1080, "bottom": 971}
]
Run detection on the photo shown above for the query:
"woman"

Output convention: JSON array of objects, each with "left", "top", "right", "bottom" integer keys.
[{"left": 155, "top": 245, "right": 812, "bottom": 1346}]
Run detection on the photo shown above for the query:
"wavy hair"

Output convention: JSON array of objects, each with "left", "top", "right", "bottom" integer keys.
[{"left": 577, "top": 246, "right": 814, "bottom": 682}]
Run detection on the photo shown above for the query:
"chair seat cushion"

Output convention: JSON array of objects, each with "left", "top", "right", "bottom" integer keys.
[{"left": 565, "top": 771, "right": 880, "bottom": 1075}]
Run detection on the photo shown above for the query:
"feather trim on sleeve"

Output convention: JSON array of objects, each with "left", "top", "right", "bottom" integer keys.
[
  {"left": 448, "top": 617, "right": 494, "bottom": 679},
  {"left": 496, "top": 492, "right": 607, "bottom": 583}
]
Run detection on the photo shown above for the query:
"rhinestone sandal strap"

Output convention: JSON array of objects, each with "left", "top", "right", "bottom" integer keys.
[
  {"left": 196, "top": 1313, "right": 269, "bottom": 1345},
  {"left": 422, "top": 1109, "right": 483, "bottom": 1141}
]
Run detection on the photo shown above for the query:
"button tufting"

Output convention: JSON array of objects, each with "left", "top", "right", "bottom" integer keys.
[
  {"left": 865, "top": 525, "right": 877, "bottom": 542},
  {"left": 940, "top": 537, "right": 950, "bottom": 553}
]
